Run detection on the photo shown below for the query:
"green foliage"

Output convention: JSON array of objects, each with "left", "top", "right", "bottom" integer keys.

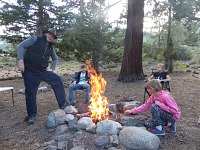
[
  {"left": 173, "top": 60, "right": 189, "bottom": 71},
  {"left": 57, "top": 0, "right": 125, "bottom": 65},
  {"left": 0, "top": 0, "right": 78, "bottom": 43}
]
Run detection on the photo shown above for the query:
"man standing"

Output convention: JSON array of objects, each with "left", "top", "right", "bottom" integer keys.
[{"left": 17, "top": 28, "right": 69, "bottom": 124}]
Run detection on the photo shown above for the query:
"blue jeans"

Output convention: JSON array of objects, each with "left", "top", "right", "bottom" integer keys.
[
  {"left": 68, "top": 83, "right": 91, "bottom": 103},
  {"left": 22, "top": 70, "right": 67, "bottom": 118}
]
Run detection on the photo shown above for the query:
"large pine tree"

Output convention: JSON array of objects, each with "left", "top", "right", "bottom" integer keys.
[{"left": 118, "top": 0, "right": 145, "bottom": 82}]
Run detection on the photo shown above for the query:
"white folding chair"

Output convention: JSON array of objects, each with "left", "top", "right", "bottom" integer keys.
[{"left": 0, "top": 87, "right": 14, "bottom": 106}]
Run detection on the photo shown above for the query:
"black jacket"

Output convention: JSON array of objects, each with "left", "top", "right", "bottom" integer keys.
[{"left": 24, "top": 35, "right": 54, "bottom": 73}]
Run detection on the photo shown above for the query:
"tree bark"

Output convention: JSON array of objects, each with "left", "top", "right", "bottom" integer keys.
[
  {"left": 164, "top": 0, "right": 173, "bottom": 73},
  {"left": 37, "top": 0, "right": 45, "bottom": 36},
  {"left": 118, "top": 0, "right": 145, "bottom": 82}
]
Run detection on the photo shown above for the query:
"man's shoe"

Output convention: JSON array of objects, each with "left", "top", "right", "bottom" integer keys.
[
  {"left": 24, "top": 116, "right": 35, "bottom": 124},
  {"left": 28, "top": 117, "right": 35, "bottom": 124},
  {"left": 166, "top": 122, "right": 176, "bottom": 132},
  {"left": 150, "top": 128, "right": 165, "bottom": 135},
  {"left": 69, "top": 101, "right": 76, "bottom": 106},
  {"left": 60, "top": 102, "right": 70, "bottom": 109}
]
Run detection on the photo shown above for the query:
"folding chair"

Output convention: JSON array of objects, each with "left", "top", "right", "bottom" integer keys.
[
  {"left": 0, "top": 87, "right": 14, "bottom": 106},
  {"left": 143, "top": 68, "right": 171, "bottom": 103}
]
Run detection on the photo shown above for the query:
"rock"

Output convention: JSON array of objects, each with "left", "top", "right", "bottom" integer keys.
[
  {"left": 55, "top": 124, "right": 68, "bottom": 135},
  {"left": 108, "top": 104, "right": 118, "bottom": 112},
  {"left": 107, "top": 147, "right": 121, "bottom": 150},
  {"left": 46, "top": 109, "right": 66, "bottom": 129},
  {"left": 77, "top": 103, "right": 89, "bottom": 114},
  {"left": 96, "top": 120, "right": 122, "bottom": 135},
  {"left": 54, "top": 134, "right": 73, "bottom": 142},
  {"left": 67, "top": 139, "right": 78, "bottom": 150},
  {"left": 119, "top": 126, "right": 160, "bottom": 150},
  {"left": 37, "top": 85, "right": 51, "bottom": 93},
  {"left": 57, "top": 141, "right": 66, "bottom": 150},
  {"left": 77, "top": 117, "right": 93, "bottom": 130},
  {"left": 70, "top": 145, "right": 86, "bottom": 150},
  {"left": 47, "top": 145, "right": 57, "bottom": 150},
  {"left": 116, "top": 101, "right": 141, "bottom": 113},
  {"left": 63, "top": 105, "right": 78, "bottom": 114},
  {"left": 119, "top": 114, "right": 148, "bottom": 127},
  {"left": 109, "top": 135, "right": 119, "bottom": 147},
  {"left": 43, "top": 140, "right": 56, "bottom": 147},
  {"left": 65, "top": 114, "right": 77, "bottom": 127},
  {"left": 193, "top": 71, "right": 199, "bottom": 74},
  {"left": 86, "top": 123, "right": 96, "bottom": 133},
  {"left": 94, "top": 135, "right": 110, "bottom": 149}
]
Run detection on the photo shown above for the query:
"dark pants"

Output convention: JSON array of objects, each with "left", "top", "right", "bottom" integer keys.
[
  {"left": 22, "top": 70, "right": 67, "bottom": 118},
  {"left": 145, "top": 104, "right": 175, "bottom": 128}
]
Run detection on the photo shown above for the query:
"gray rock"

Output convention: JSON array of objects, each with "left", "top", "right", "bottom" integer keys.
[
  {"left": 37, "top": 86, "right": 51, "bottom": 93},
  {"left": 46, "top": 109, "right": 66, "bottom": 129},
  {"left": 55, "top": 124, "right": 68, "bottom": 135},
  {"left": 96, "top": 120, "right": 122, "bottom": 135},
  {"left": 94, "top": 135, "right": 110, "bottom": 149},
  {"left": 67, "top": 139, "right": 78, "bottom": 150},
  {"left": 109, "top": 135, "right": 119, "bottom": 147},
  {"left": 120, "top": 114, "right": 148, "bottom": 127},
  {"left": 116, "top": 101, "right": 141, "bottom": 113},
  {"left": 77, "top": 117, "right": 93, "bottom": 130},
  {"left": 71, "top": 145, "right": 86, "bottom": 150},
  {"left": 108, "top": 104, "right": 118, "bottom": 112},
  {"left": 119, "top": 126, "right": 160, "bottom": 150},
  {"left": 47, "top": 145, "right": 57, "bottom": 150},
  {"left": 65, "top": 114, "right": 77, "bottom": 127},
  {"left": 86, "top": 123, "right": 96, "bottom": 133},
  {"left": 43, "top": 140, "right": 56, "bottom": 146},
  {"left": 107, "top": 147, "right": 121, "bottom": 150},
  {"left": 54, "top": 134, "right": 73, "bottom": 142},
  {"left": 63, "top": 105, "right": 78, "bottom": 114},
  {"left": 57, "top": 141, "right": 66, "bottom": 150}
]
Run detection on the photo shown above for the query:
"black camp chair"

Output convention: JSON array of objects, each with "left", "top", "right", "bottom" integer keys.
[{"left": 143, "top": 68, "right": 171, "bottom": 103}]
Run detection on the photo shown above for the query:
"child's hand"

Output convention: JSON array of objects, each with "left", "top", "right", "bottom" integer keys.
[
  {"left": 124, "top": 110, "right": 132, "bottom": 115},
  {"left": 155, "top": 101, "right": 159, "bottom": 105},
  {"left": 123, "top": 105, "right": 128, "bottom": 112}
]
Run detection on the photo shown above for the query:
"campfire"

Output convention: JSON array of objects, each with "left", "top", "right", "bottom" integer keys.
[{"left": 87, "top": 67, "right": 109, "bottom": 123}]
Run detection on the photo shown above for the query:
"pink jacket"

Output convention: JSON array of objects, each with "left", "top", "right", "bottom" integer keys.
[{"left": 132, "top": 91, "right": 181, "bottom": 121}]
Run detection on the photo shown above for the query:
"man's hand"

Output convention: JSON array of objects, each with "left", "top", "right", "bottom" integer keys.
[
  {"left": 46, "top": 67, "right": 53, "bottom": 71},
  {"left": 18, "top": 59, "right": 25, "bottom": 73}
]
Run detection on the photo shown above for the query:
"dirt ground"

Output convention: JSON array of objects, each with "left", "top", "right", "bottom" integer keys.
[{"left": 0, "top": 65, "right": 200, "bottom": 150}]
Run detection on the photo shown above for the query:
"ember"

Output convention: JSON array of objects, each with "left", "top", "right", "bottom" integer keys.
[{"left": 87, "top": 67, "right": 109, "bottom": 123}]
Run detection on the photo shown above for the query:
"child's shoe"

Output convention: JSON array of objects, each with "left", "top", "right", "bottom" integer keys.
[
  {"left": 150, "top": 128, "right": 165, "bottom": 135},
  {"left": 167, "top": 122, "right": 176, "bottom": 132}
]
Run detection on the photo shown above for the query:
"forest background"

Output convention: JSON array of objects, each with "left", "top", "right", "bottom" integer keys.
[{"left": 0, "top": 0, "right": 200, "bottom": 80}]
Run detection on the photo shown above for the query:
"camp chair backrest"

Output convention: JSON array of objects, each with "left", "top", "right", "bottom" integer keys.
[{"left": 143, "top": 68, "right": 171, "bottom": 103}]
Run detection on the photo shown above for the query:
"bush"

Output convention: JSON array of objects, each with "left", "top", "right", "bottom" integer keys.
[{"left": 173, "top": 61, "right": 189, "bottom": 71}]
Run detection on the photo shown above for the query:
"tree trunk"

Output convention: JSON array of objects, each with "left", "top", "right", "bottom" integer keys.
[
  {"left": 37, "top": 0, "right": 45, "bottom": 36},
  {"left": 164, "top": 0, "right": 173, "bottom": 73},
  {"left": 118, "top": 0, "right": 145, "bottom": 82}
]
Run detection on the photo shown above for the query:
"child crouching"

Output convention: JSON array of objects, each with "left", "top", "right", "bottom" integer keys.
[{"left": 124, "top": 79, "right": 181, "bottom": 135}]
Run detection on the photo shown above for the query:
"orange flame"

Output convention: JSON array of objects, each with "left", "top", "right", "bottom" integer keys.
[{"left": 87, "top": 67, "right": 109, "bottom": 122}]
